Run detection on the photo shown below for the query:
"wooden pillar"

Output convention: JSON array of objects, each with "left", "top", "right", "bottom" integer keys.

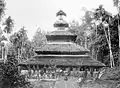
[
  {"left": 2, "top": 45, "right": 4, "bottom": 60},
  {"left": 28, "top": 65, "right": 31, "bottom": 78},
  {"left": 85, "top": 36, "right": 87, "bottom": 49},
  {"left": 34, "top": 65, "right": 37, "bottom": 78},
  {"left": 94, "top": 67, "right": 100, "bottom": 80},
  {"left": 90, "top": 67, "right": 94, "bottom": 77},
  {"left": 84, "top": 67, "right": 88, "bottom": 78},
  {"left": 31, "top": 65, "right": 35, "bottom": 78},
  {"left": 37, "top": 65, "right": 39, "bottom": 78},
  {"left": 33, "top": 65, "right": 36, "bottom": 77},
  {"left": 18, "top": 66, "right": 21, "bottom": 74}
]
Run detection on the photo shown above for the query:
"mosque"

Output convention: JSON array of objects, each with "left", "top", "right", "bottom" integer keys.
[{"left": 19, "top": 10, "right": 105, "bottom": 78}]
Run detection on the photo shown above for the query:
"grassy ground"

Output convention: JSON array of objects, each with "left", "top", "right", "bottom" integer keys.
[
  {"left": 31, "top": 80, "right": 52, "bottom": 88},
  {"left": 79, "top": 79, "right": 116, "bottom": 88},
  {"left": 79, "top": 67, "right": 120, "bottom": 88}
]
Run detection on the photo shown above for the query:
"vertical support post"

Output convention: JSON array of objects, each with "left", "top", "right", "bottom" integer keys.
[
  {"left": 2, "top": 45, "right": 4, "bottom": 60},
  {"left": 32, "top": 65, "right": 35, "bottom": 78},
  {"left": 84, "top": 68, "right": 87, "bottom": 79},
  {"left": 18, "top": 48, "right": 20, "bottom": 62},
  {"left": 37, "top": 65, "right": 39, "bottom": 79},
  {"left": 18, "top": 66, "right": 21, "bottom": 75},
  {"left": 90, "top": 67, "right": 94, "bottom": 78},
  {"left": 85, "top": 36, "right": 87, "bottom": 49},
  {"left": 28, "top": 65, "right": 31, "bottom": 78},
  {"left": 34, "top": 65, "right": 37, "bottom": 78},
  {"left": 4, "top": 45, "right": 7, "bottom": 63},
  {"left": 31, "top": 65, "right": 33, "bottom": 78}
]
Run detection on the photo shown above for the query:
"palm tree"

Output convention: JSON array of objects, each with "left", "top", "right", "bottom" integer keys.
[
  {"left": 94, "top": 5, "right": 115, "bottom": 67},
  {"left": 3, "top": 16, "right": 14, "bottom": 34},
  {"left": 0, "top": 0, "right": 6, "bottom": 62},
  {"left": 1, "top": 16, "right": 14, "bottom": 62},
  {"left": 0, "top": 0, "right": 5, "bottom": 21},
  {"left": 102, "top": 21, "right": 115, "bottom": 67}
]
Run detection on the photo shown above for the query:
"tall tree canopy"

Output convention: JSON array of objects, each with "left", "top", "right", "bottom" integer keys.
[
  {"left": 68, "top": 8, "right": 94, "bottom": 48},
  {"left": 68, "top": 6, "right": 119, "bottom": 67},
  {"left": 0, "top": 0, "right": 5, "bottom": 20},
  {"left": 91, "top": 5, "right": 119, "bottom": 67},
  {"left": 32, "top": 27, "right": 47, "bottom": 49},
  {"left": 3, "top": 16, "right": 14, "bottom": 34},
  {"left": 0, "top": 56, "right": 31, "bottom": 88},
  {"left": 10, "top": 27, "right": 33, "bottom": 61}
]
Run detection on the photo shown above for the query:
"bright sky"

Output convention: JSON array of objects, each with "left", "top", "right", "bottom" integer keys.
[{"left": 5, "top": 0, "right": 117, "bottom": 40}]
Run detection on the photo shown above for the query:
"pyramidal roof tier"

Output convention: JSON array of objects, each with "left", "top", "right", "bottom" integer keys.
[
  {"left": 20, "top": 55, "right": 105, "bottom": 67},
  {"left": 35, "top": 43, "right": 89, "bottom": 54},
  {"left": 47, "top": 30, "right": 76, "bottom": 36}
]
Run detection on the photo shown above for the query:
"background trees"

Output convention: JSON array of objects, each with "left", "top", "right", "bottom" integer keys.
[
  {"left": 10, "top": 27, "right": 33, "bottom": 61},
  {"left": 0, "top": 0, "right": 5, "bottom": 20},
  {"left": 0, "top": 1, "right": 33, "bottom": 88},
  {"left": 32, "top": 27, "right": 47, "bottom": 49},
  {"left": 3, "top": 16, "right": 14, "bottom": 34},
  {"left": 0, "top": 56, "right": 31, "bottom": 88},
  {"left": 92, "top": 5, "right": 119, "bottom": 67},
  {"left": 68, "top": 6, "right": 119, "bottom": 67},
  {"left": 113, "top": 0, "right": 120, "bottom": 66}
]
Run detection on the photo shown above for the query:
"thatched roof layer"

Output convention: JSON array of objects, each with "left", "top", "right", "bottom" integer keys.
[
  {"left": 35, "top": 43, "right": 89, "bottom": 53},
  {"left": 34, "top": 54, "right": 90, "bottom": 58},
  {"left": 54, "top": 23, "right": 69, "bottom": 27},
  {"left": 47, "top": 30, "right": 76, "bottom": 36},
  {"left": 19, "top": 56, "right": 105, "bottom": 67}
]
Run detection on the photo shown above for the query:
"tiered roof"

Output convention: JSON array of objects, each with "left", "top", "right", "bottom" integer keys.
[{"left": 19, "top": 10, "right": 105, "bottom": 67}]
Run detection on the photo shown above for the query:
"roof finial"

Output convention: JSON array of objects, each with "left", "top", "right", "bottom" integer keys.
[
  {"left": 54, "top": 10, "right": 68, "bottom": 28},
  {"left": 56, "top": 10, "right": 67, "bottom": 17}
]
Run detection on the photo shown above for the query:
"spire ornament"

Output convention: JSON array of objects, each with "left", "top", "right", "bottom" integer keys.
[{"left": 54, "top": 10, "right": 69, "bottom": 28}]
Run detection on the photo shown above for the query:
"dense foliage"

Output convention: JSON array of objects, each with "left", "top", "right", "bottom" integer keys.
[
  {"left": 92, "top": 5, "right": 119, "bottom": 67},
  {"left": 0, "top": 1, "right": 34, "bottom": 88},
  {"left": 0, "top": 56, "right": 31, "bottom": 88},
  {"left": 0, "top": 0, "right": 119, "bottom": 88},
  {"left": 3, "top": 16, "right": 14, "bottom": 34},
  {"left": 32, "top": 27, "right": 47, "bottom": 49},
  {"left": 10, "top": 27, "right": 34, "bottom": 60},
  {"left": 69, "top": 6, "right": 119, "bottom": 67}
]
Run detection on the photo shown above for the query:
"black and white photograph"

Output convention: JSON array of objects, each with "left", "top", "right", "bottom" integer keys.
[{"left": 0, "top": 0, "right": 119, "bottom": 88}]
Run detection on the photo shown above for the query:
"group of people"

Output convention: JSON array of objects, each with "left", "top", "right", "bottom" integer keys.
[
  {"left": 25, "top": 66, "right": 71, "bottom": 79},
  {"left": 23, "top": 66, "right": 97, "bottom": 81}
]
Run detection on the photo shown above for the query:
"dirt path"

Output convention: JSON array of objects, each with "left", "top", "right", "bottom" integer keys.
[{"left": 54, "top": 77, "right": 79, "bottom": 88}]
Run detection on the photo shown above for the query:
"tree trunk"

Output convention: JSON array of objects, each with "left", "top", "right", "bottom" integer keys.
[
  {"left": 117, "top": 5, "right": 120, "bottom": 66},
  {"left": 95, "top": 24, "right": 98, "bottom": 60},
  {"left": 108, "top": 26, "right": 115, "bottom": 67},
  {"left": 103, "top": 26, "right": 114, "bottom": 68},
  {"left": 118, "top": 20, "right": 120, "bottom": 66}
]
